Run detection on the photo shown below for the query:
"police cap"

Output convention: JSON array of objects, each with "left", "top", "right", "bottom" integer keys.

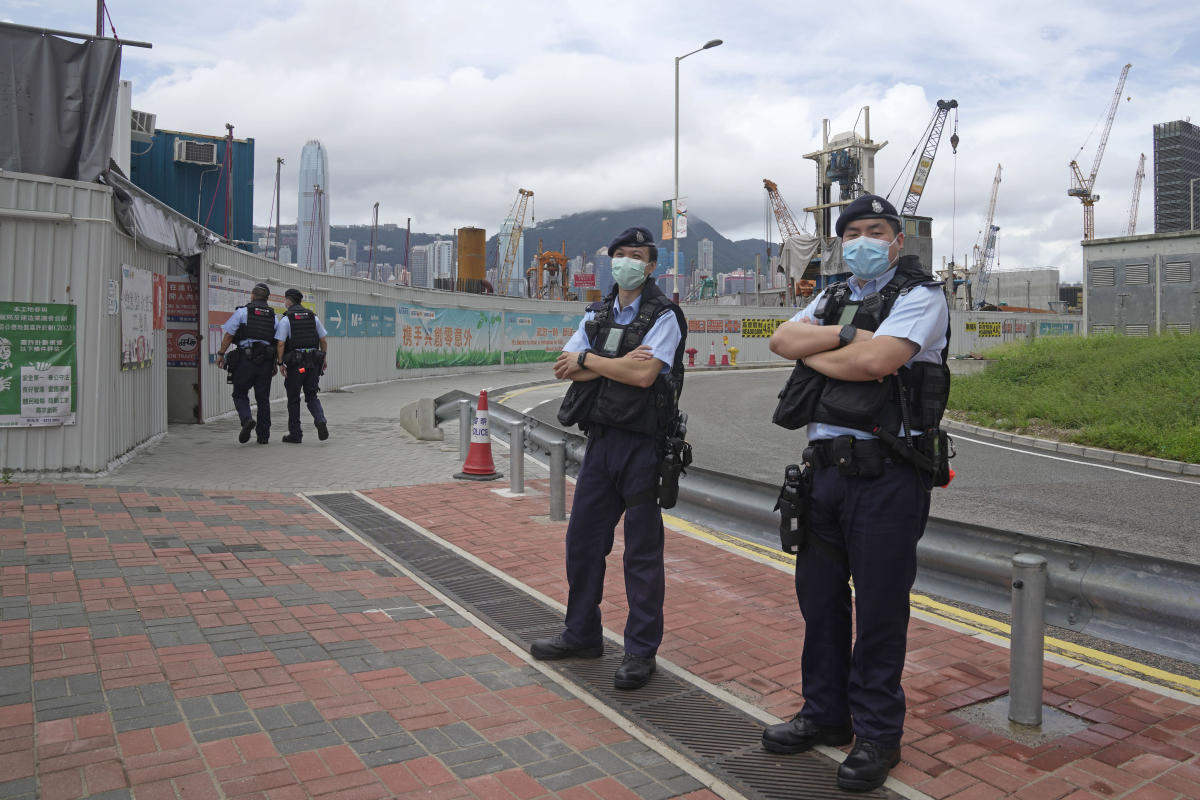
[
  {"left": 285, "top": 288, "right": 303, "bottom": 303},
  {"left": 252, "top": 282, "right": 270, "bottom": 292},
  {"left": 607, "top": 226, "right": 657, "bottom": 259},
  {"left": 834, "top": 194, "right": 902, "bottom": 237}
]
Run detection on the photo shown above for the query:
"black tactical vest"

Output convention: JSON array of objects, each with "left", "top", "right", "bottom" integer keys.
[
  {"left": 566, "top": 281, "right": 686, "bottom": 437},
  {"left": 283, "top": 306, "right": 320, "bottom": 351},
  {"left": 784, "top": 256, "right": 950, "bottom": 436},
  {"left": 236, "top": 300, "right": 276, "bottom": 343}
]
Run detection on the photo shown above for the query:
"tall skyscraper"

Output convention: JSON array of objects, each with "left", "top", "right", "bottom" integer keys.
[
  {"left": 698, "top": 238, "right": 714, "bottom": 275},
  {"left": 297, "top": 140, "right": 330, "bottom": 271},
  {"left": 1153, "top": 120, "right": 1200, "bottom": 232}
]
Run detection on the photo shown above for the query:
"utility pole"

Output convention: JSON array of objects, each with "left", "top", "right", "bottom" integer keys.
[
  {"left": 405, "top": 217, "right": 412, "bottom": 284},
  {"left": 273, "top": 157, "right": 283, "bottom": 260},
  {"left": 224, "top": 123, "right": 234, "bottom": 241},
  {"left": 370, "top": 203, "right": 379, "bottom": 281},
  {"left": 96, "top": 0, "right": 103, "bottom": 36}
]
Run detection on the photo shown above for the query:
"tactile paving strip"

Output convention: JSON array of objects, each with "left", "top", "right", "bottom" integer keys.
[{"left": 310, "top": 492, "right": 900, "bottom": 799}]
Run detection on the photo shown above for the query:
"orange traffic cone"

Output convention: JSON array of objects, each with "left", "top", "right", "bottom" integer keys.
[
  {"left": 707, "top": 341, "right": 717, "bottom": 366},
  {"left": 455, "top": 389, "right": 502, "bottom": 481}
]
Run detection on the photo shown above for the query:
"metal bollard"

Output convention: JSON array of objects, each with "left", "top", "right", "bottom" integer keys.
[
  {"left": 508, "top": 420, "right": 525, "bottom": 495},
  {"left": 549, "top": 439, "right": 566, "bottom": 521},
  {"left": 457, "top": 399, "right": 472, "bottom": 462},
  {"left": 1009, "top": 552, "right": 1048, "bottom": 726}
]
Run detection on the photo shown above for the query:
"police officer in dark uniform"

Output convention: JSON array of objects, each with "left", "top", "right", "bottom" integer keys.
[
  {"left": 215, "top": 283, "right": 278, "bottom": 444},
  {"left": 764, "top": 195, "right": 950, "bottom": 792},
  {"left": 274, "top": 289, "right": 329, "bottom": 444},
  {"left": 530, "top": 226, "right": 687, "bottom": 691}
]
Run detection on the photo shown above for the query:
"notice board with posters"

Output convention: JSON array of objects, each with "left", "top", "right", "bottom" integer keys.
[
  {"left": 0, "top": 301, "right": 77, "bottom": 427},
  {"left": 121, "top": 265, "right": 154, "bottom": 370}
]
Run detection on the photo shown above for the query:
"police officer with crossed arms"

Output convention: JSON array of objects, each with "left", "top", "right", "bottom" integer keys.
[
  {"left": 274, "top": 288, "right": 330, "bottom": 444},
  {"left": 215, "top": 282, "right": 278, "bottom": 445},
  {"left": 765, "top": 195, "right": 950, "bottom": 792},
  {"left": 531, "top": 226, "right": 687, "bottom": 691}
]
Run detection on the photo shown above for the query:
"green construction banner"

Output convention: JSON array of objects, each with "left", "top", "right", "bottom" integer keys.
[{"left": 0, "top": 301, "right": 77, "bottom": 427}]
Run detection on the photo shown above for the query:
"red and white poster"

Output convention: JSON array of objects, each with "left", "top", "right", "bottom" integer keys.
[{"left": 166, "top": 276, "right": 200, "bottom": 368}]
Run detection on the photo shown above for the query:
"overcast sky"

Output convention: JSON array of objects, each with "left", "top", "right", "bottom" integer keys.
[{"left": 7, "top": 0, "right": 1200, "bottom": 279}]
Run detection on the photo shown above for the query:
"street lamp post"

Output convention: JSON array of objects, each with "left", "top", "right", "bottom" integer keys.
[{"left": 673, "top": 38, "right": 722, "bottom": 304}]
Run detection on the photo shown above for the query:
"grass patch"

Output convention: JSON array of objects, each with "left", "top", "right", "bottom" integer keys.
[{"left": 949, "top": 332, "right": 1200, "bottom": 463}]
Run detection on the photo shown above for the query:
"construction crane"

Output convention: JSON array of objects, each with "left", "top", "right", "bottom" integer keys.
[
  {"left": 1068, "top": 63, "right": 1132, "bottom": 240},
  {"left": 497, "top": 188, "right": 534, "bottom": 296},
  {"left": 1126, "top": 153, "right": 1145, "bottom": 236},
  {"left": 528, "top": 240, "right": 568, "bottom": 300},
  {"left": 971, "top": 164, "right": 1003, "bottom": 308},
  {"left": 889, "top": 99, "right": 959, "bottom": 216},
  {"left": 763, "top": 179, "right": 803, "bottom": 240}
]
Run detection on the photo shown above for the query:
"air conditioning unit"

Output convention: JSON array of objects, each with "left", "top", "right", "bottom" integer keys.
[
  {"left": 130, "top": 110, "right": 156, "bottom": 143},
  {"left": 174, "top": 139, "right": 218, "bottom": 165}
]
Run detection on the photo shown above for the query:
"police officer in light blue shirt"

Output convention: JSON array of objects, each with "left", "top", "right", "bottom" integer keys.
[
  {"left": 215, "top": 283, "right": 278, "bottom": 444},
  {"left": 274, "top": 289, "right": 330, "bottom": 443},
  {"left": 530, "top": 226, "right": 687, "bottom": 694},
  {"left": 764, "top": 195, "right": 950, "bottom": 792}
]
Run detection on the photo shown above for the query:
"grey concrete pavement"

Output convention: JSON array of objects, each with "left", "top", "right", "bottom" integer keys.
[{"left": 83, "top": 367, "right": 555, "bottom": 493}]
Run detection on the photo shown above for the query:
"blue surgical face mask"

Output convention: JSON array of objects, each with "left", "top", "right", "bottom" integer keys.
[
  {"left": 842, "top": 234, "right": 898, "bottom": 280},
  {"left": 611, "top": 256, "right": 649, "bottom": 290}
]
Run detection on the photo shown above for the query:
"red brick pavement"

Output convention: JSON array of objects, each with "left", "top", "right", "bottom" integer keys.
[
  {"left": 365, "top": 480, "right": 1200, "bottom": 800},
  {"left": 3, "top": 484, "right": 722, "bottom": 800}
]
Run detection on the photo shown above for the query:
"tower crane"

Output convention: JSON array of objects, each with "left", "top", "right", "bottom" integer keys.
[
  {"left": 497, "top": 188, "right": 534, "bottom": 296},
  {"left": 1125, "top": 153, "right": 1145, "bottom": 236},
  {"left": 888, "top": 99, "right": 959, "bottom": 216},
  {"left": 1068, "top": 63, "right": 1132, "bottom": 240},
  {"left": 971, "top": 164, "right": 1003, "bottom": 308}
]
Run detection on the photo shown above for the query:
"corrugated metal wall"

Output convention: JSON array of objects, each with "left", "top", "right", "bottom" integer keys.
[{"left": 0, "top": 172, "right": 169, "bottom": 472}]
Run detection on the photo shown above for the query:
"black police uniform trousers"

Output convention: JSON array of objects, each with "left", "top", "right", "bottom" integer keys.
[
  {"left": 284, "top": 361, "right": 326, "bottom": 439},
  {"left": 563, "top": 426, "right": 664, "bottom": 657},
  {"left": 795, "top": 454, "right": 930, "bottom": 747},
  {"left": 231, "top": 355, "right": 274, "bottom": 438}
]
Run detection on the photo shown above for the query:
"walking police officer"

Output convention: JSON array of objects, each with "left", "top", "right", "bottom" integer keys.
[
  {"left": 764, "top": 195, "right": 950, "bottom": 792},
  {"left": 215, "top": 282, "right": 278, "bottom": 444},
  {"left": 274, "top": 289, "right": 329, "bottom": 444},
  {"left": 531, "top": 226, "right": 687, "bottom": 691}
]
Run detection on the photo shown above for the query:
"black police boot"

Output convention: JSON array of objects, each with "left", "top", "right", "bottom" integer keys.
[
  {"left": 836, "top": 740, "right": 900, "bottom": 792},
  {"left": 529, "top": 634, "right": 603, "bottom": 661},
  {"left": 613, "top": 654, "right": 656, "bottom": 690},
  {"left": 316, "top": 421, "right": 329, "bottom": 441},
  {"left": 281, "top": 435, "right": 301, "bottom": 444},
  {"left": 239, "top": 419, "right": 255, "bottom": 444},
  {"left": 762, "top": 714, "right": 853, "bottom": 754}
]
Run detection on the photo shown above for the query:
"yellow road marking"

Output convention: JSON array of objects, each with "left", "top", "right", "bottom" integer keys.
[
  {"left": 496, "top": 383, "right": 559, "bottom": 405},
  {"left": 664, "top": 513, "right": 1200, "bottom": 698}
]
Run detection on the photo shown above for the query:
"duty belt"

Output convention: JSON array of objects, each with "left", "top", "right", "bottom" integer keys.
[{"left": 804, "top": 436, "right": 884, "bottom": 469}]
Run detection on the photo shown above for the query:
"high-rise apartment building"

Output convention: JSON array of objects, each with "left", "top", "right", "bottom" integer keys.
[
  {"left": 297, "top": 140, "right": 330, "bottom": 271},
  {"left": 698, "top": 238, "right": 714, "bottom": 275},
  {"left": 1153, "top": 120, "right": 1200, "bottom": 232},
  {"left": 409, "top": 245, "right": 432, "bottom": 289},
  {"left": 431, "top": 239, "right": 454, "bottom": 281}
]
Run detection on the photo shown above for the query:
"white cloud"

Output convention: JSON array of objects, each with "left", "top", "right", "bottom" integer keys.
[{"left": 6, "top": 0, "right": 1199, "bottom": 280}]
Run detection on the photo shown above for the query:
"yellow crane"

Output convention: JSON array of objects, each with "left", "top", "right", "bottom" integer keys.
[
  {"left": 497, "top": 188, "right": 533, "bottom": 296},
  {"left": 1068, "top": 63, "right": 1132, "bottom": 240}
]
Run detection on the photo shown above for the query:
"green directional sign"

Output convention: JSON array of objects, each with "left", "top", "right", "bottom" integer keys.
[{"left": 324, "top": 302, "right": 347, "bottom": 337}]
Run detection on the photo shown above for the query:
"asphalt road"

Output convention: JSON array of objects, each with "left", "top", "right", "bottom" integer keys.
[{"left": 502, "top": 366, "right": 1200, "bottom": 567}]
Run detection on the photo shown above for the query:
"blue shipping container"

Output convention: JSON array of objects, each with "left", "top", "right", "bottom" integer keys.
[{"left": 129, "top": 129, "right": 255, "bottom": 250}]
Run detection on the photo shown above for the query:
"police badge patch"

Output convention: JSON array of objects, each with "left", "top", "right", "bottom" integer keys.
[{"left": 871, "top": 199, "right": 883, "bottom": 213}]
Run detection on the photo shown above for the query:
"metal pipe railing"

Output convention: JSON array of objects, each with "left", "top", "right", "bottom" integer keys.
[{"left": 431, "top": 390, "right": 1200, "bottom": 666}]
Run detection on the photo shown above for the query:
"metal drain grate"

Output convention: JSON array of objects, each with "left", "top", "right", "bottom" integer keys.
[{"left": 309, "top": 493, "right": 902, "bottom": 800}]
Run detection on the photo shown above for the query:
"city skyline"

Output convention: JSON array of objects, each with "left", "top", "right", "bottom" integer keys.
[{"left": 296, "top": 139, "right": 329, "bottom": 272}]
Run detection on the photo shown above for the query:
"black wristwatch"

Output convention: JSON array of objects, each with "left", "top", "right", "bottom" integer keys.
[
  {"left": 577, "top": 350, "right": 589, "bottom": 369},
  {"left": 838, "top": 324, "right": 857, "bottom": 348}
]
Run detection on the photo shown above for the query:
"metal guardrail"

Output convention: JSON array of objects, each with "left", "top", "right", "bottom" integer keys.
[{"left": 432, "top": 390, "right": 1200, "bottom": 667}]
